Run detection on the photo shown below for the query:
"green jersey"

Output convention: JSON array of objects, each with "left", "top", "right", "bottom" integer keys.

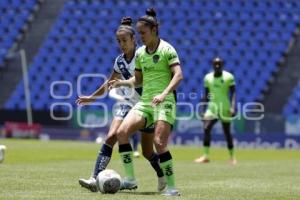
[
  {"left": 204, "top": 71, "right": 235, "bottom": 113},
  {"left": 135, "top": 39, "right": 180, "bottom": 103}
]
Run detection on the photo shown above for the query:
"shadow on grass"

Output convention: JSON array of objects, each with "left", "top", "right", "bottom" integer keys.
[{"left": 119, "top": 191, "right": 159, "bottom": 196}]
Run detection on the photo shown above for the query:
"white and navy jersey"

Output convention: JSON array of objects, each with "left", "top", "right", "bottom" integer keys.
[{"left": 112, "top": 52, "right": 142, "bottom": 106}]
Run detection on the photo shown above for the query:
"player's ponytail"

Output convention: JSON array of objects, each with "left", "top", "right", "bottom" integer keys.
[
  {"left": 138, "top": 8, "right": 159, "bottom": 35},
  {"left": 120, "top": 16, "right": 133, "bottom": 26},
  {"left": 145, "top": 8, "right": 157, "bottom": 18},
  {"left": 116, "top": 16, "right": 135, "bottom": 36}
]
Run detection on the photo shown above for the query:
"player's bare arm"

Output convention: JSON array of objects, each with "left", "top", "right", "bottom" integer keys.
[
  {"left": 230, "top": 85, "right": 236, "bottom": 116},
  {"left": 76, "top": 71, "right": 121, "bottom": 105},
  {"left": 108, "top": 70, "right": 142, "bottom": 89},
  {"left": 200, "top": 87, "right": 209, "bottom": 118}
]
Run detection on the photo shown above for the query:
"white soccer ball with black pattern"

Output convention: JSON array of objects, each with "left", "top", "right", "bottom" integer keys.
[{"left": 96, "top": 169, "right": 122, "bottom": 194}]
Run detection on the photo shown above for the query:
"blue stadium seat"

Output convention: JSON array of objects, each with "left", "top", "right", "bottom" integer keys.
[
  {"left": 0, "top": 0, "right": 39, "bottom": 68},
  {"left": 284, "top": 83, "right": 300, "bottom": 116},
  {"left": 5, "top": 0, "right": 300, "bottom": 111}
]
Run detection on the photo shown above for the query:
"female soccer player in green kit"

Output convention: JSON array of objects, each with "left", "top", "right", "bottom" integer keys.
[
  {"left": 76, "top": 17, "right": 166, "bottom": 193},
  {"left": 109, "top": 8, "right": 183, "bottom": 196},
  {"left": 194, "top": 57, "right": 237, "bottom": 165}
]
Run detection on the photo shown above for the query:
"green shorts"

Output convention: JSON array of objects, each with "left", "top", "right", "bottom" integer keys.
[
  {"left": 132, "top": 101, "right": 176, "bottom": 127},
  {"left": 204, "top": 108, "right": 232, "bottom": 123}
]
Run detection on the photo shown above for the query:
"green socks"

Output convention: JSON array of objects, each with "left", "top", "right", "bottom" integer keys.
[
  {"left": 203, "top": 146, "right": 210, "bottom": 157},
  {"left": 229, "top": 148, "right": 235, "bottom": 158},
  {"left": 159, "top": 151, "right": 175, "bottom": 188},
  {"left": 119, "top": 144, "right": 135, "bottom": 180}
]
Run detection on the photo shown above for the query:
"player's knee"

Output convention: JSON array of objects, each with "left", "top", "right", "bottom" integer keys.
[
  {"left": 116, "top": 127, "right": 129, "bottom": 141},
  {"left": 105, "top": 134, "right": 117, "bottom": 146},
  {"left": 154, "top": 136, "right": 167, "bottom": 151},
  {"left": 116, "top": 128, "right": 124, "bottom": 139}
]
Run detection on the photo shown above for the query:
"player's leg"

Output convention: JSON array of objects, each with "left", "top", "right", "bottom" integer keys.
[
  {"left": 195, "top": 119, "right": 218, "bottom": 163},
  {"left": 195, "top": 108, "right": 218, "bottom": 163},
  {"left": 92, "top": 104, "right": 133, "bottom": 177},
  {"left": 221, "top": 122, "right": 237, "bottom": 165},
  {"left": 91, "top": 118, "right": 122, "bottom": 178},
  {"left": 153, "top": 101, "right": 180, "bottom": 196},
  {"left": 117, "top": 109, "right": 146, "bottom": 189},
  {"left": 154, "top": 120, "right": 180, "bottom": 196},
  {"left": 79, "top": 118, "right": 122, "bottom": 192},
  {"left": 140, "top": 129, "right": 166, "bottom": 191},
  {"left": 131, "top": 133, "right": 140, "bottom": 157}
]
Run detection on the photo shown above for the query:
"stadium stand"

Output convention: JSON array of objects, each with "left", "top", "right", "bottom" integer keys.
[
  {"left": 0, "top": 0, "right": 41, "bottom": 68},
  {"left": 283, "top": 83, "right": 300, "bottom": 116},
  {"left": 4, "top": 0, "right": 300, "bottom": 112}
]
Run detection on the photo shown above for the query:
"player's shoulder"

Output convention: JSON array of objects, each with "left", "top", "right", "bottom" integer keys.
[
  {"left": 160, "top": 39, "right": 172, "bottom": 47},
  {"left": 160, "top": 39, "right": 176, "bottom": 51},
  {"left": 223, "top": 70, "right": 234, "bottom": 79},
  {"left": 115, "top": 53, "right": 124, "bottom": 63},
  {"left": 204, "top": 72, "right": 214, "bottom": 80},
  {"left": 136, "top": 45, "right": 146, "bottom": 55}
]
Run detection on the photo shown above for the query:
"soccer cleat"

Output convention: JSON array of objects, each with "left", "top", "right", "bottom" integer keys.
[
  {"left": 133, "top": 151, "right": 140, "bottom": 158},
  {"left": 161, "top": 188, "right": 181, "bottom": 196},
  {"left": 229, "top": 158, "right": 237, "bottom": 165},
  {"left": 157, "top": 176, "right": 167, "bottom": 192},
  {"left": 119, "top": 178, "right": 138, "bottom": 190},
  {"left": 194, "top": 155, "right": 210, "bottom": 163},
  {"left": 0, "top": 145, "right": 6, "bottom": 163},
  {"left": 78, "top": 177, "right": 98, "bottom": 192}
]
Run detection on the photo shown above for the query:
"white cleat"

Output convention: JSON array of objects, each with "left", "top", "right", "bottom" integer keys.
[
  {"left": 229, "top": 158, "right": 237, "bottom": 165},
  {"left": 0, "top": 145, "right": 6, "bottom": 163},
  {"left": 78, "top": 177, "right": 98, "bottom": 192},
  {"left": 120, "top": 178, "right": 138, "bottom": 190},
  {"left": 161, "top": 187, "right": 181, "bottom": 196},
  {"left": 157, "top": 176, "right": 167, "bottom": 192},
  {"left": 133, "top": 151, "right": 140, "bottom": 158},
  {"left": 194, "top": 155, "right": 210, "bottom": 163}
]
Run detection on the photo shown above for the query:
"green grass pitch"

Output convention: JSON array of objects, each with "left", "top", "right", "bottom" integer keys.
[{"left": 0, "top": 139, "right": 300, "bottom": 200}]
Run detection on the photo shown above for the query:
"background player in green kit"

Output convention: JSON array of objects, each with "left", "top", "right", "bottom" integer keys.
[
  {"left": 109, "top": 8, "right": 183, "bottom": 196},
  {"left": 194, "top": 57, "right": 237, "bottom": 165}
]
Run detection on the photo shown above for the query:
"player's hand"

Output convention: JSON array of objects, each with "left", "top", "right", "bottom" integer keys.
[
  {"left": 152, "top": 93, "right": 167, "bottom": 107},
  {"left": 230, "top": 107, "right": 236, "bottom": 117},
  {"left": 108, "top": 79, "right": 122, "bottom": 90},
  {"left": 75, "top": 96, "right": 95, "bottom": 106}
]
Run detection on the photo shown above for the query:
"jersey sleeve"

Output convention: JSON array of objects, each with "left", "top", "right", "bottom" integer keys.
[
  {"left": 165, "top": 45, "right": 180, "bottom": 67},
  {"left": 228, "top": 74, "right": 235, "bottom": 86},
  {"left": 135, "top": 49, "right": 142, "bottom": 71},
  {"left": 204, "top": 75, "right": 209, "bottom": 88},
  {"left": 113, "top": 57, "right": 121, "bottom": 74}
]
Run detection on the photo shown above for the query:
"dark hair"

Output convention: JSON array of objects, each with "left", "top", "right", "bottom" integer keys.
[
  {"left": 212, "top": 57, "right": 224, "bottom": 66},
  {"left": 138, "top": 8, "right": 159, "bottom": 34},
  {"left": 120, "top": 16, "right": 133, "bottom": 26},
  {"left": 116, "top": 16, "right": 135, "bottom": 36}
]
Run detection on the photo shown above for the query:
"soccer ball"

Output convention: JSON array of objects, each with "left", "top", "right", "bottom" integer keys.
[{"left": 96, "top": 169, "right": 122, "bottom": 194}]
